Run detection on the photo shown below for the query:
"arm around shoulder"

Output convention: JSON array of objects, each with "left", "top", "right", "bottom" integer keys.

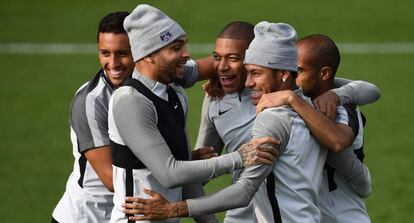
[
  {"left": 326, "top": 149, "right": 372, "bottom": 197},
  {"left": 332, "top": 78, "right": 381, "bottom": 106}
]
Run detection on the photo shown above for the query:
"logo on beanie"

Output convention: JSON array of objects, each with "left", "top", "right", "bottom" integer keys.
[{"left": 160, "top": 31, "right": 173, "bottom": 42}]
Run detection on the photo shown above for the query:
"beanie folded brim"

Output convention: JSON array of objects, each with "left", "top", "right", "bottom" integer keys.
[
  {"left": 244, "top": 49, "right": 297, "bottom": 72},
  {"left": 129, "top": 22, "right": 186, "bottom": 62}
]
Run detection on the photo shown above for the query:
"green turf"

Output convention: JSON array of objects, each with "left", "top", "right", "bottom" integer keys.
[{"left": 0, "top": 0, "right": 413, "bottom": 222}]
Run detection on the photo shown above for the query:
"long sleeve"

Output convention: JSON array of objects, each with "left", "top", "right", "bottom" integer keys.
[
  {"left": 186, "top": 108, "right": 290, "bottom": 216},
  {"left": 332, "top": 77, "right": 381, "bottom": 106},
  {"left": 182, "top": 183, "right": 219, "bottom": 222},
  {"left": 195, "top": 95, "right": 224, "bottom": 153},
  {"left": 111, "top": 88, "right": 243, "bottom": 188},
  {"left": 326, "top": 149, "right": 372, "bottom": 198}
]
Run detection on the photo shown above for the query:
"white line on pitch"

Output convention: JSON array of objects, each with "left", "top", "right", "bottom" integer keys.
[{"left": 1, "top": 42, "right": 414, "bottom": 54}]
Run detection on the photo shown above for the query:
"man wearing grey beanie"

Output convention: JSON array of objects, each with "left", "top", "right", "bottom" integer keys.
[
  {"left": 120, "top": 21, "right": 359, "bottom": 223},
  {"left": 108, "top": 5, "right": 278, "bottom": 223},
  {"left": 243, "top": 22, "right": 360, "bottom": 222}
]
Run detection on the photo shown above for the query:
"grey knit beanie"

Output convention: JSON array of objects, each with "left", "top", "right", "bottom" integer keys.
[
  {"left": 244, "top": 21, "right": 297, "bottom": 72},
  {"left": 124, "top": 4, "right": 186, "bottom": 62}
]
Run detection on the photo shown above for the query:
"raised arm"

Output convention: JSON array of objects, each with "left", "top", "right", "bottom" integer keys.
[
  {"left": 257, "top": 90, "right": 354, "bottom": 152},
  {"left": 332, "top": 77, "right": 381, "bottom": 106},
  {"left": 195, "top": 56, "right": 215, "bottom": 81},
  {"left": 180, "top": 57, "right": 215, "bottom": 89}
]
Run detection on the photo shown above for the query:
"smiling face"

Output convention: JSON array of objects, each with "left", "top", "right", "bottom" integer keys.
[
  {"left": 98, "top": 32, "right": 134, "bottom": 88},
  {"left": 213, "top": 38, "right": 249, "bottom": 94},
  {"left": 245, "top": 64, "right": 283, "bottom": 105},
  {"left": 151, "top": 36, "right": 190, "bottom": 84}
]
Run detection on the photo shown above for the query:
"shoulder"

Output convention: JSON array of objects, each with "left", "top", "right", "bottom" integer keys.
[
  {"left": 253, "top": 107, "right": 295, "bottom": 150},
  {"left": 74, "top": 72, "right": 112, "bottom": 106},
  {"left": 112, "top": 85, "right": 152, "bottom": 106},
  {"left": 258, "top": 106, "right": 297, "bottom": 122},
  {"left": 254, "top": 107, "right": 296, "bottom": 134}
]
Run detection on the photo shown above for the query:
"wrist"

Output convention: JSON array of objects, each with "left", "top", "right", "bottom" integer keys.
[
  {"left": 174, "top": 201, "right": 189, "bottom": 217},
  {"left": 286, "top": 90, "right": 298, "bottom": 106}
]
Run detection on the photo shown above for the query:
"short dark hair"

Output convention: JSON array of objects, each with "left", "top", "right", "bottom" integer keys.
[
  {"left": 217, "top": 21, "right": 255, "bottom": 44},
  {"left": 97, "top": 11, "right": 129, "bottom": 42},
  {"left": 297, "top": 34, "right": 341, "bottom": 76}
]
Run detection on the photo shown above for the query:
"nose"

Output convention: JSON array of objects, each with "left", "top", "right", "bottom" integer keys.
[
  {"left": 109, "top": 55, "right": 120, "bottom": 68},
  {"left": 218, "top": 58, "right": 229, "bottom": 72},
  {"left": 245, "top": 73, "right": 254, "bottom": 88},
  {"left": 181, "top": 45, "right": 190, "bottom": 60}
]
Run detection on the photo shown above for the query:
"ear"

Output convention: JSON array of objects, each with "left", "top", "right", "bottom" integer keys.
[
  {"left": 280, "top": 70, "right": 291, "bottom": 82},
  {"left": 320, "top": 66, "right": 332, "bottom": 81},
  {"left": 143, "top": 54, "right": 155, "bottom": 63}
]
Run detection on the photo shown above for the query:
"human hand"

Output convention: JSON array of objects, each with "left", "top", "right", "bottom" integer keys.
[
  {"left": 122, "top": 189, "right": 189, "bottom": 221},
  {"left": 192, "top": 146, "right": 219, "bottom": 160},
  {"left": 238, "top": 137, "right": 280, "bottom": 167},
  {"left": 256, "top": 90, "right": 295, "bottom": 113},
  {"left": 313, "top": 91, "right": 339, "bottom": 120}
]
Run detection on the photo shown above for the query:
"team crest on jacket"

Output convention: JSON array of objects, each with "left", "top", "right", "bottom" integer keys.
[{"left": 160, "top": 31, "right": 173, "bottom": 42}]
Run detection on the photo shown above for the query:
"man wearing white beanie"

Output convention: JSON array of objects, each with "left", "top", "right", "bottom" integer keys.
[
  {"left": 120, "top": 21, "right": 358, "bottom": 223},
  {"left": 108, "top": 5, "right": 278, "bottom": 223}
]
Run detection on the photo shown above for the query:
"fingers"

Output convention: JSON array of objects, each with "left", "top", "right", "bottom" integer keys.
[
  {"left": 256, "top": 94, "right": 272, "bottom": 113},
  {"left": 259, "top": 144, "right": 279, "bottom": 156},
  {"left": 129, "top": 216, "right": 149, "bottom": 221},
  {"left": 239, "top": 137, "right": 280, "bottom": 167},
  {"left": 251, "top": 137, "right": 280, "bottom": 146},
  {"left": 256, "top": 150, "right": 276, "bottom": 163},
  {"left": 313, "top": 91, "right": 339, "bottom": 120},
  {"left": 318, "top": 100, "right": 328, "bottom": 115},
  {"left": 256, "top": 101, "right": 267, "bottom": 114},
  {"left": 254, "top": 157, "right": 274, "bottom": 165},
  {"left": 313, "top": 100, "right": 320, "bottom": 111},
  {"left": 143, "top": 188, "right": 158, "bottom": 198},
  {"left": 326, "top": 104, "right": 336, "bottom": 120},
  {"left": 124, "top": 196, "right": 151, "bottom": 204},
  {"left": 241, "top": 149, "right": 278, "bottom": 166},
  {"left": 123, "top": 204, "right": 144, "bottom": 214}
]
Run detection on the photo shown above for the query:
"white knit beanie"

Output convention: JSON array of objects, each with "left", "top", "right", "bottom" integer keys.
[
  {"left": 124, "top": 4, "right": 186, "bottom": 62},
  {"left": 244, "top": 21, "right": 297, "bottom": 72}
]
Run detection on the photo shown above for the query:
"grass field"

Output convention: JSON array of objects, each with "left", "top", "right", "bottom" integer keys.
[{"left": 1, "top": 0, "right": 413, "bottom": 222}]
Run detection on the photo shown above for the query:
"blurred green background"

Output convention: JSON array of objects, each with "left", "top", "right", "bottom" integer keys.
[{"left": 1, "top": 0, "right": 413, "bottom": 222}]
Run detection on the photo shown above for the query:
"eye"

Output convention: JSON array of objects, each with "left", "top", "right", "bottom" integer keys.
[
  {"left": 253, "top": 72, "right": 261, "bottom": 77},
  {"left": 118, "top": 51, "right": 131, "bottom": 57},
  {"left": 171, "top": 43, "right": 183, "bottom": 51},
  {"left": 213, "top": 53, "right": 221, "bottom": 61},
  {"left": 100, "top": 51, "right": 110, "bottom": 57},
  {"left": 229, "top": 56, "right": 241, "bottom": 62}
]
